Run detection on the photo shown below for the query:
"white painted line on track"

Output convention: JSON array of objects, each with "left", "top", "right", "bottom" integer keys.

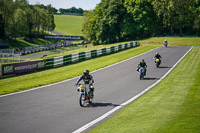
[
  {"left": 72, "top": 46, "right": 193, "bottom": 133},
  {"left": 0, "top": 46, "right": 160, "bottom": 98}
]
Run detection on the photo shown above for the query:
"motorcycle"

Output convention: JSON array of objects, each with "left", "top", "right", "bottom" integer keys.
[
  {"left": 164, "top": 42, "right": 167, "bottom": 47},
  {"left": 155, "top": 58, "right": 161, "bottom": 68},
  {"left": 77, "top": 84, "right": 94, "bottom": 107},
  {"left": 139, "top": 67, "right": 145, "bottom": 80}
]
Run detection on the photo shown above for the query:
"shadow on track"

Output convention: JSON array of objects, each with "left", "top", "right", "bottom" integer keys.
[
  {"left": 143, "top": 77, "right": 160, "bottom": 80},
  {"left": 89, "top": 102, "right": 120, "bottom": 107},
  {"left": 158, "top": 66, "right": 171, "bottom": 69}
]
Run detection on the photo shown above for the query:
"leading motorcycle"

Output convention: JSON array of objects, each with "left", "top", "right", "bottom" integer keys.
[{"left": 77, "top": 84, "right": 94, "bottom": 107}]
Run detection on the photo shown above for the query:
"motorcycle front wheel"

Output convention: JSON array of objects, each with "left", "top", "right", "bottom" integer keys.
[
  {"left": 140, "top": 73, "right": 143, "bottom": 80},
  {"left": 79, "top": 94, "right": 86, "bottom": 107},
  {"left": 156, "top": 62, "right": 159, "bottom": 68}
]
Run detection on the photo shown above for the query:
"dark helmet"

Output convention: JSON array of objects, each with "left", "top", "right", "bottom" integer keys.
[
  {"left": 142, "top": 59, "right": 145, "bottom": 62},
  {"left": 83, "top": 69, "right": 89, "bottom": 76},
  {"left": 156, "top": 53, "right": 159, "bottom": 55}
]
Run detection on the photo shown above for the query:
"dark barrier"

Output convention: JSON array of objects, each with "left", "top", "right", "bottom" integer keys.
[
  {"left": 64, "top": 55, "right": 72, "bottom": 65},
  {"left": 79, "top": 52, "right": 85, "bottom": 61},
  {"left": 45, "top": 58, "right": 54, "bottom": 68},
  {"left": 1, "top": 60, "right": 46, "bottom": 76}
]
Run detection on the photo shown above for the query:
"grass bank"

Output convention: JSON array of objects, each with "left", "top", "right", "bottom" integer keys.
[
  {"left": 54, "top": 15, "right": 83, "bottom": 36},
  {"left": 0, "top": 45, "right": 157, "bottom": 95},
  {"left": 139, "top": 37, "right": 200, "bottom": 46},
  {"left": 8, "top": 38, "right": 57, "bottom": 49},
  {"left": 90, "top": 46, "right": 200, "bottom": 133}
]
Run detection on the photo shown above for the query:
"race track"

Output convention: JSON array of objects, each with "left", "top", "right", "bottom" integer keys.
[{"left": 0, "top": 46, "right": 191, "bottom": 133}]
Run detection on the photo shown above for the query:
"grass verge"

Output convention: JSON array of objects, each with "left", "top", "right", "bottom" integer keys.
[
  {"left": 54, "top": 15, "right": 84, "bottom": 36},
  {"left": 9, "top": 37, "right": 57, "bottom": 49},
  {"left": 0, "top": 45, "right": 157, "bottom": 95},
  {"left": 139, "top": 37, "right": 200, "bottom": 46},
  {"left": 89, "top": 46, "right": 200, "bottom": 133}
]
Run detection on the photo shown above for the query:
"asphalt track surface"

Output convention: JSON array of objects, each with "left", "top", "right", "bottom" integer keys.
[{"left": 0, "top": 46, "right": 191, "bottom": 133}]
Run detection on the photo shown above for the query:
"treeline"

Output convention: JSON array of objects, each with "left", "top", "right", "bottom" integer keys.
[
  {"left": 0, "top": 0, "right": 56, "bottom": 40},
  {"left": 82, "top": 0, "right": 200, "bottom": 44},
  {"left": 58, "top": 7, "right": 85, "bottom": 16}
]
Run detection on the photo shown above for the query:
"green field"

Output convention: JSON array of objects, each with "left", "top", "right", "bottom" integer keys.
[
  {"left": 9, "top": 38, "right": 56, "bottom": 49},
  {"left": 90, "top": 46, "right": 200, "bottom": 133},
  {"left": 139, "top": 37, "right": 200, "bottom": 46},
  {"left": 54, "top": 15, "right": 84, "bottom": 36}
]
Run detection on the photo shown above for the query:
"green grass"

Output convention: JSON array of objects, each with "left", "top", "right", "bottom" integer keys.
[
  {"left": 0, "top": 45, "right": 156, "bottom": 95},
  {"left": 89, "top": 46, "right": 200, "bottom": 133},
  {"left": 139, "top": 37, "right": 200, "bottom": 46},
  {"left": 54, "top": 15, "right": 84, "bottom": 36},
  {"left": 9, "top": 38, "right": 57, "bottom": 49}
]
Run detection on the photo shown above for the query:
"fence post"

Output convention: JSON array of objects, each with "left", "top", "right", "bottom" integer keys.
[
  {"left": 45, "top": 58, "right": 54, "bottom": 68},
  {"left": 64, "top": 54, "right": 72, "bottom": 65},
  {"left": 91, "top": 50, "right": 97, "bottom": 58},
  {"left": 0, "top": 65, "right": 2, "bottom": 77},
  {"left": 79, "top": 52, "right": 85, "bottom": 61}
]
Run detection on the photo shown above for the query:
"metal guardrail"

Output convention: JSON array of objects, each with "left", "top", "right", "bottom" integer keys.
[{"left": 0, "top": 42, "right": 139, "bottom": 77}]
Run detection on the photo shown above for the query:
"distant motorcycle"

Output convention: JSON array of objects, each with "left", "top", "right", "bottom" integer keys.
[
  {"left": 77, "top": 84, "right": 93, "bottom": 107},
  {"left": 155, "top": 58, "right": 161, "bottom": 68},
  {"left": 139, "top": 67, "right": 145, "bottom": 80},
  {"left": 164, "top": 42, "right": 167, "bottom": 47}
]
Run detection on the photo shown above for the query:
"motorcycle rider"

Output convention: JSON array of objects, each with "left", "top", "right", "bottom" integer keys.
[
  {"left": 164, "top": 40, "right": 168, "bottom": 47},
  {"left": 137, "top": 59, "right": 147, "bottom": 76},
  {"left": 154, "top": 53, "right": 162, "bottom": 63},
  {"left": 75, "top": 70, "right": 94, "bottom": 98}
]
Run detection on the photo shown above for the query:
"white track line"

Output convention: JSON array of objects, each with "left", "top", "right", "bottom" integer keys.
[
  {"left": 0, "top": 47, "right": 159, "bottom": 98},
  {"left": 72, "top": 46, "right": 193, "bottom": 133}
]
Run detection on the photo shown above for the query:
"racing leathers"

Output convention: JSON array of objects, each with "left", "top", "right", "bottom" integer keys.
[
  {"left": 76, "top": 74, "right": 94, "bottom": 97},
  {"left": 137, "top": 61, "right": 147, "bottom": 76}
]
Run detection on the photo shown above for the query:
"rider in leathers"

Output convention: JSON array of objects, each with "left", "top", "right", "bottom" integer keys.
[
  {"left": 137, "top": 59, "right": 147, "bottom": 76},
  {"left": 75, "top": 70, "right": 94, "bottom": 98},
  {"left": 154, "top": 53, "right": 162, "bottom": 63}
]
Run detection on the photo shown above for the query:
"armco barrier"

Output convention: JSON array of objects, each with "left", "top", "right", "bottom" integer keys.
[
  {"left": 0, "top": 42, "right": 139, "bottom": 77},
  {"left": 63, "top": 55, "right": 72, "bottom": 65}
]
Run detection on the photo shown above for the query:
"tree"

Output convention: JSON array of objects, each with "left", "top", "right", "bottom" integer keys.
[
  {"left": 193, "top": 0, "right": 200, "bottom": 36},
  {"left": 0, "top": 0, "right": 14, "bottom": 39},
  {"left": 12, "top": 8, "right": 27, "bottom": 38},
  {"left": 82, "top": 0, "right": 126, "bottom": 44},
  {"left": 124, "top": 0, "right": 157, "bottom": 37},
  {"left": 0, "top": 0, "right": 56, "bottom": 40}
]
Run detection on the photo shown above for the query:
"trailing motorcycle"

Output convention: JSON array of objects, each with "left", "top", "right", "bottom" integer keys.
[
  {"left": 139, "top": 67, "right": 145, "bottom": 80},
  {"left": 155, "top": 58, "right": 161, "bottom": 68},
  {"left": 77, "top": 84, "right": 94, "bottom": 107}
]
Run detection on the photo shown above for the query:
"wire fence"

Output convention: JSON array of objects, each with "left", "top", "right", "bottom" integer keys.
[{"left": 0, "top": 49, "right": 21, "bottom": 63}]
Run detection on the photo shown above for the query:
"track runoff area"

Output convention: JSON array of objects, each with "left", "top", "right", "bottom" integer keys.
[{"left": 0, "top": 46, "right": 192, "bottom": 133}]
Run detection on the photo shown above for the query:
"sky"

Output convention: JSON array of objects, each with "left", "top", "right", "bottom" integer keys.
[{"left": 28, "top": 0, "right": 101, "bottom": 10}]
